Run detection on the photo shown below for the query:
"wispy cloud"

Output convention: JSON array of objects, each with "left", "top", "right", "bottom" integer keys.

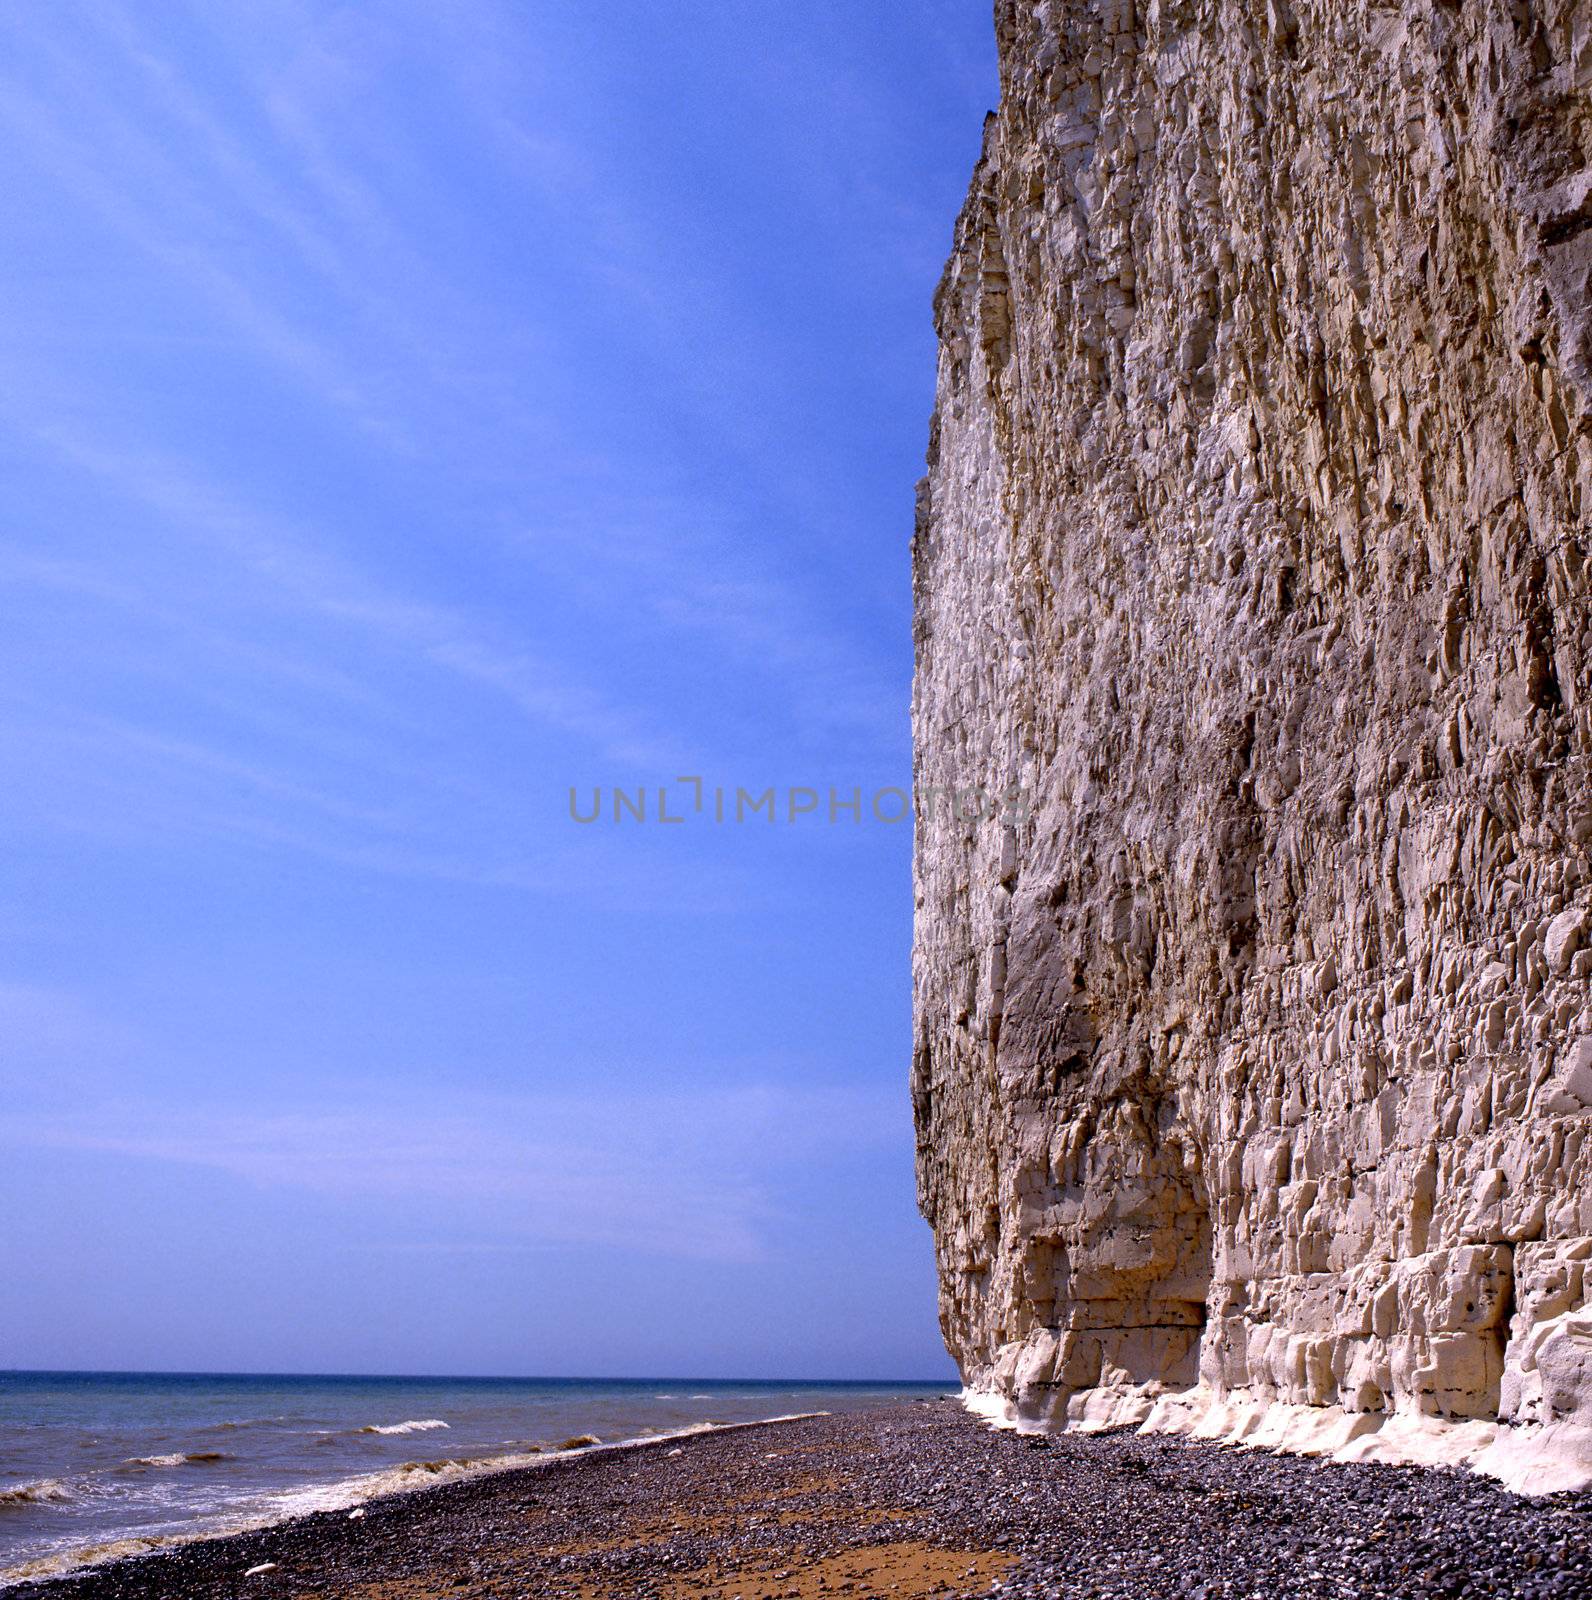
[
  {"left": 0, "top": 1082, "right": 902, "bottom": 1263},
  {"left": 0, "top": 0, "right": 905, "bottom": 782},
  {"left": 0, "top": 980, "right": 135, "bottom": 1064},
  {"left": 499, "top": 497, "right": 904, "bottom": 756},
  {"left": 11, "top": 426, "right": 680, "bottom": 769},
  {"left": 0, "top": 0, "right": 917, "bottom": 910},
  {"left": 0, "top": 0, "right": 976, "bottom": 1374}
]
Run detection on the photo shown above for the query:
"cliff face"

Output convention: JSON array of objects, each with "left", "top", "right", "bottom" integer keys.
[{"left": 912, "top": 0, "right": 1592, "bottom": 1491}]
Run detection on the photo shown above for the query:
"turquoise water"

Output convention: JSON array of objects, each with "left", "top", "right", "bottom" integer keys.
[{"left": 0, "top": 1371, "right": 953, "bottom": 1583}]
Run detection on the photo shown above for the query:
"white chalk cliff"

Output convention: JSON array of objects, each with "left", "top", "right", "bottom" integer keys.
[{"left": 912, "top": 0, "right": 1592, "bottom": 1492}]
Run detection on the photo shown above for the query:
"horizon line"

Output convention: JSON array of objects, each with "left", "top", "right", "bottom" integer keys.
[{"left": 0, "top": 1367, "right": 960, "bottom": 1386}]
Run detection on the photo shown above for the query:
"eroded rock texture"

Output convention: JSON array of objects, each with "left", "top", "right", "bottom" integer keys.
[{"left": 912, "top": 0, "right": 1592, "bottom": 1490}]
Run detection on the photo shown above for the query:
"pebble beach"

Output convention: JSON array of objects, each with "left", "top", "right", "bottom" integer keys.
[{"left": 12, "top": 1401, "right": 1592, "bottom": 1600}]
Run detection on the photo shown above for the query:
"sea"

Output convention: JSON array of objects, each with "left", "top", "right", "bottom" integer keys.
[{"left": 0, "top": 1371, "right": 955, "bottom": 1586}]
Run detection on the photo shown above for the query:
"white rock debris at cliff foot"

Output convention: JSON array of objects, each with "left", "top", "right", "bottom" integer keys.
[{"left": 913, "top": 0, "right": 1592, "bottom": 1494}]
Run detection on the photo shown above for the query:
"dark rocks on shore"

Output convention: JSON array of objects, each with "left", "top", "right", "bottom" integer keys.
[{"left": 11, "top": 1402, "right": 1590, "bottom": 1599}]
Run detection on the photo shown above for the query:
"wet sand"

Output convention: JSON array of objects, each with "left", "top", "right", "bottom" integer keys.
[{"left": 13, "top": 1400, "right": 1591, "bottom": 1599}]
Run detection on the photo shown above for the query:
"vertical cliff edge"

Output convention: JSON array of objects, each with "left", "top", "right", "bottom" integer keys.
[{"left": 912, "top": 0, "right": 1592, "bottom": 1492}]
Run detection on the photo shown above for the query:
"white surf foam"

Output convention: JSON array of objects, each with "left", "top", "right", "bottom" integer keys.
[{"left": 0, "top": 1479, "right": 72, "bottom": 1509}]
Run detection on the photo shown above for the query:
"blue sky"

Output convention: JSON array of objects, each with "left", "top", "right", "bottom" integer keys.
[{"left": 0, "top": 0, "right": 993, "bottom": 1379}]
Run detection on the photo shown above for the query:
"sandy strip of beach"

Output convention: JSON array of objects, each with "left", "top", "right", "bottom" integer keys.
[{"left": 14, "top": 1400, "right": 1592, "bottom": 1599}]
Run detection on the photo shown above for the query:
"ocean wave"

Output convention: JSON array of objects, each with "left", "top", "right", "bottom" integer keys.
[
  {"left": 1, "top": 1532, "right": 178, "bottom": 1585},
  {"left": 0, "top": 1479, "right": 72, "bottom": 1509},
  {"left": 264, "top": 1451, "right": 537, "bottom": 1519},
  {"left": 358, "top": 1419, "right": 450, "bottom": 1436},
  {"left": 121, "top": 1452, "right": 229, "bottom": 1470},
  {"left": 267, "top": 1412, "right": 827, "bottom": 1521}
]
